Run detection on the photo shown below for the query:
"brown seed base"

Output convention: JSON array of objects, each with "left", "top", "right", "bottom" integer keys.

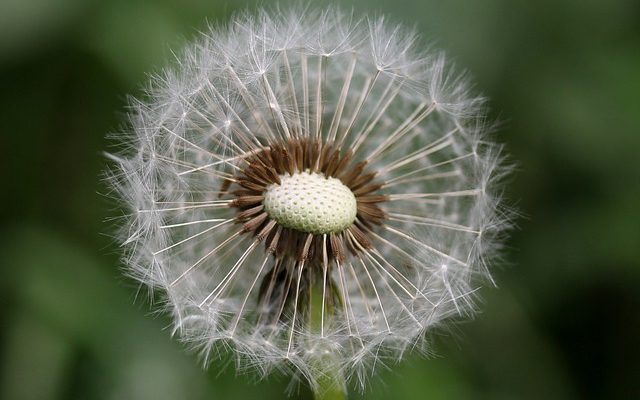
[{"left": 227, "top": 138, "right": 387, "bottom": 263}]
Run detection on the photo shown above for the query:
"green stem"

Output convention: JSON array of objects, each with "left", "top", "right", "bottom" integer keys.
[
  {"left": 314, "top": 371, "right": 346, "bottom": 400},
  {"left": 309, "top": 275, "right": 347, "bottom": 400}
]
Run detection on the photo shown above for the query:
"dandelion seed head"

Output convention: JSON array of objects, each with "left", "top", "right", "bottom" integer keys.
[{"left": 107, "top": 5, "right": 511, "bottom": 390}]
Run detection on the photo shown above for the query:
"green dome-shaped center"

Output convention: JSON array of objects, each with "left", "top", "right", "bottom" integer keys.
[{"left": 263, "top": 171, "right": 357, "bottom": 235}]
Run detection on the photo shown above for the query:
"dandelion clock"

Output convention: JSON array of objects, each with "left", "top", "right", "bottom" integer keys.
[{"left": 107, "top": 6, "right": 511, "bottom": 399}]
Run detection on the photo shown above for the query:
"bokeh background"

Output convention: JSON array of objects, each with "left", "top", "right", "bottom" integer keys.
[{"left": 1, "top": 0, "right": 639, "bottom": 399}]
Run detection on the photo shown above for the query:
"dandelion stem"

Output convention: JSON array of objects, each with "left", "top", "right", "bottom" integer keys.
[
  {"left": 309, "top": 274, "right": 347, "bottom": 400},
  {"left": 313, "top": 373, "right": 347, "bottom": 400}
]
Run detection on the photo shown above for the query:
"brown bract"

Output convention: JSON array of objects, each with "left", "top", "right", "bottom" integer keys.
[{"left": 227, "top": 138, "right": 387, "bottom": 263}]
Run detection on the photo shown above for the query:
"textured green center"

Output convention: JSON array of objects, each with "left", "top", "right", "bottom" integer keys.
[{"left": 263, "top": 171, "right": 357, "bottom": 234}]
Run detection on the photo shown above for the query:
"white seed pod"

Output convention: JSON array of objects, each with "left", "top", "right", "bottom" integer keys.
[{"left": 107, "top": 6, "right": 511, "bottom": 391}]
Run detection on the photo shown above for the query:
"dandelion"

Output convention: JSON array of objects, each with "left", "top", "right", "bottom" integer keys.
[{"left": 107, "top": 6, "right": 510, "bottom": 398}]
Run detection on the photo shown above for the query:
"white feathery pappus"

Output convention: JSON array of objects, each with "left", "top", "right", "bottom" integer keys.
[{"left": 105, "top": 5, "right": 512, "bottom": 392}]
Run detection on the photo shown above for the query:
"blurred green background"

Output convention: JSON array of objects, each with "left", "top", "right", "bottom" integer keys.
[{"left": 1, "top": 0, "right": 638, "bottom": 399}]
